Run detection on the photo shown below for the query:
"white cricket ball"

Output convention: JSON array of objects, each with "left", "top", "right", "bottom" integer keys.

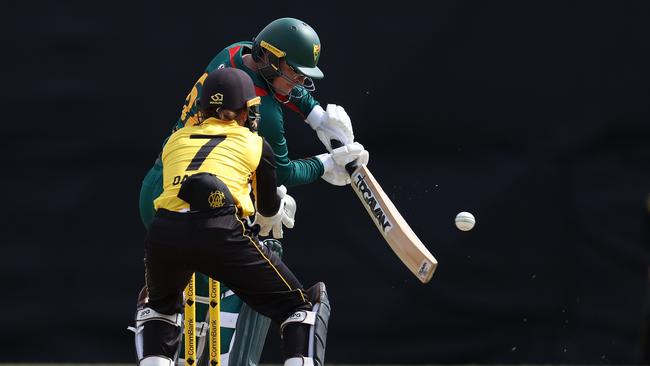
[{"left": 455, "top": 211, "right": 476, "bottom": 231}]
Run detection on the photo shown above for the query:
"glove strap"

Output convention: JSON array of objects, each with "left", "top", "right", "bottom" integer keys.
[
  {"left": 305, "top": 105, "right": 325, "bottom": 130},
  {"left": 315, "top": 153, "right": 334, "bottom": 174}
]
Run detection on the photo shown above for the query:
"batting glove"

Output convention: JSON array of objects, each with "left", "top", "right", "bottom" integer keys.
[
  {"left": 331, "top": 141, "right": 370, "bottom": 167},
  {"left": 306, "top": 104, "right": 354, "bottom": 152},
  {"left": 317, "top": 153, "right": 350, "bottom": 186}
]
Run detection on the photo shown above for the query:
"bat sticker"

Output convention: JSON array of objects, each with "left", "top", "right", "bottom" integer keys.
[{"left": 353, "top": 172, "right": 393, "bottom": 233}]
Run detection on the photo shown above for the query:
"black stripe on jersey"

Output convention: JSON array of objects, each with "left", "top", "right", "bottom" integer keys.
[{"left": 186, "top": 134, "right": 226, "bottom": 171}]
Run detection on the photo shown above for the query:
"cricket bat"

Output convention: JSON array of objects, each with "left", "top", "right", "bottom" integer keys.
[{"left": 332, "top": 141, "right": 438, "bottom": 283}]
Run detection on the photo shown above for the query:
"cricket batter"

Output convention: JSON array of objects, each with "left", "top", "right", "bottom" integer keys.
[
  {"left": 136, "top": 17, "right": 368, "bottom": 365},
  {"left": 136, "top": 67, "right": 329, "bottom": 366}
]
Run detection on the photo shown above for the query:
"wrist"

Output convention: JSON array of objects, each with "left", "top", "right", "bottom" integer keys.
[
  {"left": 305, "top": 104, "right": 325, "bottom": 130},
  {"left": 315, "top": 153, "right": 334, "bottom": 173}
]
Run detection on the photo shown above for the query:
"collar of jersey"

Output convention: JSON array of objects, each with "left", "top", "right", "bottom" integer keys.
[
  {"left": 203, "top": 117, "right": 239, "bottom": 127},
  {"left": 233, "top": 43, "right": 269, "bottom": 91}
]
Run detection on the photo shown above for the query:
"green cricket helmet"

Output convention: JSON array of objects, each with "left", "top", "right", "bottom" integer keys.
[{"left": 252, "top": 17, "right": 324, "bottom": 80}]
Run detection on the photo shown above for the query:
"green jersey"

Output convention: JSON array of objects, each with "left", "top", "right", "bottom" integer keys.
[{"left": 175, "top": 41, "right": 324, "bottom": 187}]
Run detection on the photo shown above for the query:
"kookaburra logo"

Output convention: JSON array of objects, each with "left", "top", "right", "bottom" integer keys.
[
  {"left": 210, "top": 93, "right": 223, "bottom": 105},
  {"left": 353, "top": 173, "right": 392, "bottom": 232}
]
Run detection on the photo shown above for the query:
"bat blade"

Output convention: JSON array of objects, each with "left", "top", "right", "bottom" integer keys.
[{"left": 349, "top": 165, "right": 438, "bottom": 283}]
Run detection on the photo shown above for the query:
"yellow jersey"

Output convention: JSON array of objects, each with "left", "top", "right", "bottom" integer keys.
[{"left": 154, "top": 117, "right": 263, "bottom": 216}]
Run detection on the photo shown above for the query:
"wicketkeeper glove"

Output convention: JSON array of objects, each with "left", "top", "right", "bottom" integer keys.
[{"left": 253, "top": 186, "right": 296, "bottom": 239}]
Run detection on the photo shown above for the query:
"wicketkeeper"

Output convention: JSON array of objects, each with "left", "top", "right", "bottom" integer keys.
[{"left": 135, "top": 68, "right": 330, "bottom": 366}]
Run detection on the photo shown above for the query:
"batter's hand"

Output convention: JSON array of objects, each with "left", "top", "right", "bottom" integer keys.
[
  {"left": 306, "top": 104, "right": 354, "bottom": 151},
  {"left": 331, "top": 141, "right": 370, "bottom": 167},
  {"left": 316, "top": 153, "right": 351, "bottom": 186}
]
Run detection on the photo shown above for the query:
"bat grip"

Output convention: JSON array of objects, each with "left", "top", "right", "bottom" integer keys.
[{"left": 330, "top": 139, "right": 358, "bottom": 176}]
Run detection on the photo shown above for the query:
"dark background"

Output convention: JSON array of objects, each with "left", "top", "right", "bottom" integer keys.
[{"left": 3, "top": 0, "right": 650, "bottom": 364}]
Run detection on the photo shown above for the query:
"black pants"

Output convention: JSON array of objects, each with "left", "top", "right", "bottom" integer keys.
[{"left": 144, "top": 207, "right": 311, "bottom": 329}]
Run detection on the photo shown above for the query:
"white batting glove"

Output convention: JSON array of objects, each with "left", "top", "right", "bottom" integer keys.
[
  {"left": 316, "top": 153, "right": 351, "bottom": 186},
  {"left": 305, "top": 104, "right": 354, "bottom": 152},
  {"left": 331, "top": 142, "right": 370, "bottom": 167},
  {"left": 253, "top": 186, "right": 296, "bottom": 239}
]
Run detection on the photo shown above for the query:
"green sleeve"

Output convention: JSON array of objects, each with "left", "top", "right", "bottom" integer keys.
[
  {"left": 257, "top": 96, "right": 324, "bottom": 187},
  {"left": 291, "top": 85, "right": 320, "bottom": 118}
]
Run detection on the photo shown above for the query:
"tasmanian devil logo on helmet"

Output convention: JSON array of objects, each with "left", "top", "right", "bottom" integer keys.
[{"left": 313, "top": 44, "right": 321, "bottom": 61}]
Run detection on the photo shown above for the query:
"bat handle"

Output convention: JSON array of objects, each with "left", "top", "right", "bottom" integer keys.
[{"left": 330, "top": 139, "right": 358, "bottom": 176}]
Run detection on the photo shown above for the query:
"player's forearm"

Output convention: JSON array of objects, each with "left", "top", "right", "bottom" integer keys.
[
  {"left": 256, "top": 141, "right": 282, "bottom": 216},
  {"left": 275, "top": 157, "right": 324, "bottom": 187},
  {"left": 292, "top": 86, "right": 319, "bottom": 118}
]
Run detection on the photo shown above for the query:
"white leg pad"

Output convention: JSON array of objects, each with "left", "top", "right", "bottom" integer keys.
[
  {"left": 140, "top": 356, "right": 174, "bottom": 366},
  {"left": 284, "top": 356, "right": 315, "bottom": 366}
]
